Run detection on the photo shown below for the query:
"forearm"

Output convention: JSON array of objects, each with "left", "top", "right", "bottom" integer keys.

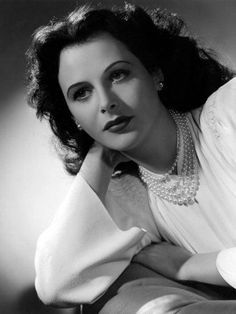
[
  {"left": 178, "top": 252, "right": 229, "bottom": 286},
  {"left": 79, "top": 146, "right": 114, "bottom": 203},
  {"left": 134, "top": 243, "right": 231, "bottom": 287},
  {"left": 35, "top": 146, "right": 144, "bottom": 305},
  {"left": 35, "top": 173, "right": 145, "bottom": 305},
  {"left": 35, "top": 146, "right": 115, "bottom": 304},
  {"left": 35, "top": 174, "right": 115, "bottom": 305}
]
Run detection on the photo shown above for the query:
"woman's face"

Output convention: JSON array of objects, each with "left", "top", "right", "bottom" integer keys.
[{"left": 58, "top": 33, "right": 164, "bottom": 153}]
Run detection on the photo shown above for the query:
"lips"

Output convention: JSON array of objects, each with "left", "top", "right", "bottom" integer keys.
[{"left": 103, "top": 116, "right": 133, "bottom": 132}]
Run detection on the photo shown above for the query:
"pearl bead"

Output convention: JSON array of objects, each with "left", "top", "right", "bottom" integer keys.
[{"left": 139, "top": 110, "right": 199, "bottom": 206}]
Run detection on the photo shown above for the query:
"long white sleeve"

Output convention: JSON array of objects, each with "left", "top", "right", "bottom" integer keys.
[
  {"left": 216, "top": 248, "right": 236, "bottom": 288},
  {"left": 203, "top": 77, "right": 236, "bottom": 289},
  {"left": 35, "top": 174, "right": 147, "bottom": 306}
]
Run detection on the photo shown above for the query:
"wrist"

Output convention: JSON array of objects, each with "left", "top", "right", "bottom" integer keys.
[
  {"left": 80, "top": 151, "right": 113, "bottom": 183},
  {"left": 175, "top": 253, "right": 193, "bottom": 281},
  {"left": 176, "top": 252, "right": 229, "bottom": 286},
  {"left": 81, "top": 146, "right": 113, "bottom": 173},
  {"left": 176, "top": 260, "right": 191, "bottom": 281},
  {"left": 79, "top": 147, "right": 114, "bottom": 202}
]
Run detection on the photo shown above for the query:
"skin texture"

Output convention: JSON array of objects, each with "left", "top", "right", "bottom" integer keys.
[
  {"left": 58, "top": 33, "right": 177, "bottom": 174},
  {"left": 133, "top": 242, "right": 228, "bottom": 287}
]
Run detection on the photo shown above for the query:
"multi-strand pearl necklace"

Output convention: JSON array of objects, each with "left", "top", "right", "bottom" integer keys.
[{"left": 139, "top": 111, "right": 199, "bottom": 206}]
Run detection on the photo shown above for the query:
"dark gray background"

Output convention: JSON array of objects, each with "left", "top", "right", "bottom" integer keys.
[{"left": 0, "top": 1, "right": 235, "bottom": 313}]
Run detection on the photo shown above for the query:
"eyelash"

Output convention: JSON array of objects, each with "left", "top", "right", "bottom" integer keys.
[
  {"left": 109, "top": 69, "right": 130, "bottom": 83},
  {"left": 73, "top": 87, "right": 91, "bottom": 101},
  {"left": 73, "top": 69, "right": 130, "bottom": 101}
]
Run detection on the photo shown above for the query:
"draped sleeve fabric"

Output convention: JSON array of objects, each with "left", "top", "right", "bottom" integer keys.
[
  {"left": 200, "top": 77, "right": 236, "bottom": 169},
  {"left": 201, "top": 77, "right": 236, "bottom": 288},
  {"left": 216, "top": 248, "right": 236, "bottom": 289},
  {"left": 34, "top": 173, "right": 159, "bottom": 306}
]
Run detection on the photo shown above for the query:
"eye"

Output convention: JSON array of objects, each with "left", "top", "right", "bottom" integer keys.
[
  {"left": 110, "top": 69, "right": 130, "bottom": 83},
  {"left": 73, "top": 86, "right": 92, "bottom": 101}
]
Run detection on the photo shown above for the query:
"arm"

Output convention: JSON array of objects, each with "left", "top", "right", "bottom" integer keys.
[
  {"left": 133, "top": 242, "right": 230, "bottom": 287},
  {"left": 35, "top": 144, "right": 146, "bottom": 306},
  {"left": 78, "top": 144, "right": 117, "bottom": 203},
  {"left": 178, "top": 251, "right": 229, "bottom": 286}
]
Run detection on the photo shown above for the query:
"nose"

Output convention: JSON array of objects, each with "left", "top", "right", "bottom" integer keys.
[
  {"left": 99, "top": 88, "right": 119, "bottom": 114},
  {"left": 100, "top": 103, "right": 117, "bottom": 114}
]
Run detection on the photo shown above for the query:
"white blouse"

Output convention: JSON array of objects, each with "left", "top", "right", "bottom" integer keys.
[{"left": 35, "top": 78, "right": 236, "bottom": 305}]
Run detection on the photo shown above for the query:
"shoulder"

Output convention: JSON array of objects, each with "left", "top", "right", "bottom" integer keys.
[
  {"left": 201, "top": 77, "right": 236, "bottom": 139},
  {"left": 199, "top": 77, "right": 236, "bottom": 165}
]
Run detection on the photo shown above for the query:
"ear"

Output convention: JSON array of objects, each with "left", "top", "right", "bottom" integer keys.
[{"left": 153, "top": 69, "right": 164, "bottom": 91}]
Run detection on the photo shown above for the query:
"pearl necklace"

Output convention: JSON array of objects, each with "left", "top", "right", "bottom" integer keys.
[{"left": 139, "top": 111, "right": 199, "bottom": 206}]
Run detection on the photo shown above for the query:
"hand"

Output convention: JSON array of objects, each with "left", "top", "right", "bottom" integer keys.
[
  {"left": 80, "top": 142, "right": 130, "bottom": 202},
  {"left": 133, "top": 242, "right": 192, "bottom": 281},
  {"left": 89, "top": 142, "right": 129, "bottom": 169}
]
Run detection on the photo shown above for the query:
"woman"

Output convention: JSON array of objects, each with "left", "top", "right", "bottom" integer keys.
[{"left": 27, "top": 3, "right": 236, "bottom": 313}]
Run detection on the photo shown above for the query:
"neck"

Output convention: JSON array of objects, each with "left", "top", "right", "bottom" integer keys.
[{"left": 123, "top": 108, "right": 177, "bottom": 174}]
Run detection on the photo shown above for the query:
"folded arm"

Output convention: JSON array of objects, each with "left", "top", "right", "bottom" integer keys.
[
  {"left": 133, "top": 242, "right": 235, "bottom": 288},
  {"left": 35, "top": 145, "right": 146, "bottom": 306}
]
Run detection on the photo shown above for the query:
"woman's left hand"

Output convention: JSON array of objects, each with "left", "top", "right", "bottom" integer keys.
[{"left": 132, "top": 242, "right": 193, "bottom": 281}]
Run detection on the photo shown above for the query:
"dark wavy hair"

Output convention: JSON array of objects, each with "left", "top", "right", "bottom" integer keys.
[{"left": 26, "top": 3, "right": 234, "bottom": 175}]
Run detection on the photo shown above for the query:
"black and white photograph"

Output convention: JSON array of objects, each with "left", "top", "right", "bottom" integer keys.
[{"left": 1, "top": 0, "right": 236, "bottom": 313}]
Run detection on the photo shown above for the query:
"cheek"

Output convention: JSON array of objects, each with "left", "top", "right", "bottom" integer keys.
[
  {"left": 134, "top": 83, "right": 160, "bottom": 123},
  {"left": 137, "top": 75, "right": 155, "bottom": 96},
  {"left": 67, "top": 103, "right": 95, "bottom": 128},
  {"left": 139, "top": 78, "right": 156, "bottom": 98},
  {"left": 116, "top": 80, "right": 145, "bottom": 108},
  {"left": 65, "top": 99, "right": 102, "bottom": 141},
  {"left": 77, "top": 114, "right": 102, "bottom": 142},
  {"left": 79, "top": 117, "right": 99, "bottom": 138}
]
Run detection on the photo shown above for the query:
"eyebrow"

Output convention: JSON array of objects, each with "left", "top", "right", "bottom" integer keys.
[{"left": 66, "top": 60, "right": 131, "bottom": 98}]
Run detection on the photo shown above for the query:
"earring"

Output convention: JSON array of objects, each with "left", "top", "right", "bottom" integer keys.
[
  {"left": 75, "top": 119, "right": 82, "bottom": 130},
  {"left": 159, "top": 82, "right": 164, "bottom": 91},
  {"left": 153, "top": 76, "right": 164, "bottom": 91}
]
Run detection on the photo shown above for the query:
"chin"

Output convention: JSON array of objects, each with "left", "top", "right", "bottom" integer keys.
[{"left": 104, "top": 132, "right": 140, "bottom": 152}]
